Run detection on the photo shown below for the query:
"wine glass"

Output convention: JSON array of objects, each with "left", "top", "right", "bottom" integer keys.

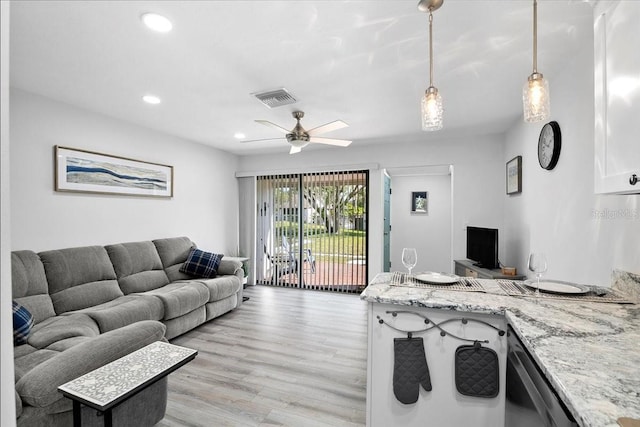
[
  {"left": 527, "top": 253, "right": 548, "bottom": 296},
  {"left": 402, "top": 248, "right": 417, "bottom": 277}
]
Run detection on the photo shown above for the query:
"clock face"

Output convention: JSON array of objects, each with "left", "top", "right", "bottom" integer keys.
[{"left": 538, "top": 121, "right": 561, "bottom": 170}]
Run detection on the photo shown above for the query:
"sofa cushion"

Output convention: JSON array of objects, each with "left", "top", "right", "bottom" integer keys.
[
  {"left": 105, "top": 241, "right": 170, "bottom": 294},
  {"left": 13, "top": 301, "right": 35, "bottom": 345},
  {"left": 16, "top": 320, "right": 166, "bottom": 408},
  {"left": 27, "top": 313, "right": 99, "bottom": 349},
  {"left": 12, "top": 251, "right": 56, "bottom": 323},
  {"left": 39, "top": 246, "right": 123, "bottom": 314},
  {"left": 50, "top": 279, "right": 124, "bottom": 315},
  {"left": 14, "top": 348, "right": 59, "bottom": 384},
  {"left": 45, "top": 336, "right": 93, "bottom": 353},
  {"left": 138, "top": 282, "right": 209, "bottom": 320},
  {"left": 163, "top": 306, "right": 206, "bottom": 340},
  {"left": 69, "top": 295, "right": 165, "bottom": 333},
  {"left": 205, "top": 295, "right": 238, "bottom": 321},
  {"left": 180, "top": 249, "right": 223, "bottom": 279},
  {"left": 163, "top": 264, "right": 194, "bottom": 282},
  {"left": 153, "top": 236, "right": 194, "bottom": 267},
  {"left": 196, "top": 275, "right": 242, "bottom": 302},
  {"left": 153, "top": 236, "right": 195, "bottom": 282}
]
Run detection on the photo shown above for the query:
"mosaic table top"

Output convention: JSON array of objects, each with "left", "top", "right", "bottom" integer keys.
[{"left": 59, "top": 341, "right": 197, "bottom": 409}]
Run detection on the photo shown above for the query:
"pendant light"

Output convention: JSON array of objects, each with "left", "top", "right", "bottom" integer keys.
[
  {"left": 523, "top": 0, "right": 550, "bottom": 122},
  {"left": 419, "top": 0, "right": 444, "bottom": 131}
]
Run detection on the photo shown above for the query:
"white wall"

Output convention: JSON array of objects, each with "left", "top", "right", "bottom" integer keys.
[
  {"left": 10, "top": 89, "right": 240, "bottom": 254},
  {"left": 1, "top": 2, "right": 17, "bottom": 425},
  {"left": 389, "top": 173, "right": 452, "bottom": 273},
  {"left": 237, "top": 133, "right": 506, "bottom": 277},
  {"left": 503, "top": 11, "right": 640, "bottom": 286}
]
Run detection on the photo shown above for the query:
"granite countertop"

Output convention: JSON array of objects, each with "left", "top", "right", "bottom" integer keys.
[{"left": 360, "top": 271, "right": 640, "bottom": 427}]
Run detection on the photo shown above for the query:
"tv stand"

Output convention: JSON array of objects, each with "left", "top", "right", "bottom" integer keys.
[{"left": 454, "top": 259, "right": 526, "bottom": 280}]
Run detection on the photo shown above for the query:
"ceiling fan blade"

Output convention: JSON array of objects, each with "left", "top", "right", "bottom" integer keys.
[
  {"left": 289, "top": 146, "right": 302, "bottom": 154},
  {"left": 238, "top": 137, "right": 284, "bottom": 144},
  {"left": 307, "top": 120, "right": 348, "bottom": 136},
  {"left": 309, "top": 137, "right": 352, "bottom": 147},
  {"left": 255, "top": 120, "right": 291, "bottom": 134}
]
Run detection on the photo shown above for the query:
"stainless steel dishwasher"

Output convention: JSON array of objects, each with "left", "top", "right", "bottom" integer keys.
[{"left": 506, "top": 325, "right": 578, "bottom": 427}]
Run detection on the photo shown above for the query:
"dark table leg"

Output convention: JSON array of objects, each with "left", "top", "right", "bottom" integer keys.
[
  {"left": 104, "top": 409, "right": 113, "bottom": 427},
  {"left": 72, "top": 400, "right": 82, "bottom": 427}
]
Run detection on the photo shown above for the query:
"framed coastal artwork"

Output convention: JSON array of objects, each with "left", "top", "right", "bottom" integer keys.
[
  {"left": 54, "top": 146, "right": 174, "bottom": 197},
  {"left": 411, "top": 191, "right": 428, "bottom": 214},
  {"left": 506, "top": 155, "right": 522, "bottom": 195}
]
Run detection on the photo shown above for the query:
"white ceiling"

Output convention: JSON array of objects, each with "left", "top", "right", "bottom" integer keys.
[{"left": 9, "top": 0, "right": 595, "bottom": 156}]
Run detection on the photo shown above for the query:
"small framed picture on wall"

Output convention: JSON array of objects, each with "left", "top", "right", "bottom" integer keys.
[
  {"left": 411, "top": 191, "right": 428, "bottom": 214},
  {"left": 506, "top": 156, "right": 522, "bottom": 195}
]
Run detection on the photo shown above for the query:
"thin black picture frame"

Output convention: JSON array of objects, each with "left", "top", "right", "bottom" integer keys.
[{"left": 506, "top": 156, "right": 522, "bottom": 195}]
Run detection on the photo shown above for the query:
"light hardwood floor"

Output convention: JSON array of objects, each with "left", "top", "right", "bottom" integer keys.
[{"left": 158, "top": 285, "right": 368, "bottom": 427}]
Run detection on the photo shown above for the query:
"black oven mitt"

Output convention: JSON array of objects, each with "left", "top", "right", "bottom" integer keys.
[{"left": 393, "top": 337, "right": 432, "bottom": 404}]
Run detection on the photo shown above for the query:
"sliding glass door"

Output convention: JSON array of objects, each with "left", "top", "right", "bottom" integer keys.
[{"left": 256, "top": 170, "right": 368, "bottom": 293}]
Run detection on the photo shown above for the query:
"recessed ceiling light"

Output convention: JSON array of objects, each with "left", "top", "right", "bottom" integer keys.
[
  {"left": 142, "top": 95, "right": 161, "bottom": 105},
  {"left": 141, "top": 13, "right": 173, "bottom": 33},
  {"left": 234, "top": 133, "right": 246, "bottom": 140}
]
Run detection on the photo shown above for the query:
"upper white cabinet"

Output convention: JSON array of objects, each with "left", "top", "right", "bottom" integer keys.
[{"left": 594, "top": 0, "right": 640, "bottom": 194}]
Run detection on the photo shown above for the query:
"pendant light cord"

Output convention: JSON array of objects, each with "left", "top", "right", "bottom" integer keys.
[
  {"left": 532, "top": 0, "right": 538, "bottom": 73},
  {"left": 429, "top": 10, "right": 434, "bottom": 87}
]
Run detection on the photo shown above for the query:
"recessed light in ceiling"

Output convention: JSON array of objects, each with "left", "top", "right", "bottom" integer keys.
[
  {"left": 142, "top": 94, "right": 161, "bottom": 105},
  {"left": 234, "top": 133, "right": 246, "bottom": 140},
  {"left": 141, "top": 13, "right": 173, "bottom": 33}
]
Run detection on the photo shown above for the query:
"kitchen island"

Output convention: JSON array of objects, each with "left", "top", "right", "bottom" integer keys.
[{"left": 360, "top": 271, "right": 640, "bottom": 427}]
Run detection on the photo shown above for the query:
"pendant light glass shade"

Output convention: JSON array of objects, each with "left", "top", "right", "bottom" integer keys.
[
  {"left": 422, "top": 86, "right": 443, "bottom": 131},
  {"left": 523, "top": 0, "right": 550, "bottom": 122},
  {"left": 523, "top": 72, "right": 550, "bottom": 122}
]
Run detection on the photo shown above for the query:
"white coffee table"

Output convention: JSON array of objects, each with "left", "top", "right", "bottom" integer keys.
[{"left": 58, "top": 341, "right": 197, "bottom": 427}]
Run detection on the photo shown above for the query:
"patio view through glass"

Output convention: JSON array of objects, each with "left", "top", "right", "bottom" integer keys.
[{"left": 256, "top": 171, "right": 368, "bottom": 293}]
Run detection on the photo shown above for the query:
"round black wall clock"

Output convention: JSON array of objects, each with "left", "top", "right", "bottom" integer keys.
[{"left": 538, "top": 121, "right": 561, "bottom": 170}]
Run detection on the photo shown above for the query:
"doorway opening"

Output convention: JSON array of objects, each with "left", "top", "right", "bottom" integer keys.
[{"left": 384, "top": 165, "right": 453, "bottom": 274}]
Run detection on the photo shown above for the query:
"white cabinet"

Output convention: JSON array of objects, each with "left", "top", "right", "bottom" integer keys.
[
  {"left": 593, "top": 0, "right": 640, "bottom": 194},
  {"left": 366, "top": 302, "right": 507, "bottom": 427}
]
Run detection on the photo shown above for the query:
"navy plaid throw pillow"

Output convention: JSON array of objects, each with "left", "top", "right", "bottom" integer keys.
[
  {"left": 13, "top": 301, "right": 34, "bottom": 345},
  {"left": 180, "top": 249, "right": 223, "bottom": 278}
]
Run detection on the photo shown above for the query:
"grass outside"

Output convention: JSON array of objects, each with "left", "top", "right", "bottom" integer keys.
[
  {"left": 306, "top": 232, "right": 366, "bottom": 262},
  {"left": 275, "top": 221, "right": 366, "bottom": 263}
]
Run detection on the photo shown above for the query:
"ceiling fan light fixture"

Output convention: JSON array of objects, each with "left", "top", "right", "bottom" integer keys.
[
  {"left": 523, "top": 0, "right": 550, "bottom": 122},
  {"left": 419, "top": 0, "right": 444, "bottom": 132},
  {"left": 286, "top": 133, "right": 310, "bottom": 148}
]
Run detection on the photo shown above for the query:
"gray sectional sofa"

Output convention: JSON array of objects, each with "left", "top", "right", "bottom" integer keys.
[{"left": 12, "top": 236, "right": 244, "bottom": 426}]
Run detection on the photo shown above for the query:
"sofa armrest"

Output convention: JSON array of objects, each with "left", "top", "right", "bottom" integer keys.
[
  {"left": 16, "top": 320, "right": 166, "bottom": 408},
  {"left": 218, "top": 258, "right": 243, "bottom": 277}
]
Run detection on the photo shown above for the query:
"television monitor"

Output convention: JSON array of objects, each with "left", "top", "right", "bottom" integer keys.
[{"left": 466, "top": 226, "right": 499, "bottom": 269}]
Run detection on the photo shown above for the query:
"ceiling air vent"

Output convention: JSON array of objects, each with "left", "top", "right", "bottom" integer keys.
[{"left": 252, "top": 88, "right": 297, "bottom": 109}]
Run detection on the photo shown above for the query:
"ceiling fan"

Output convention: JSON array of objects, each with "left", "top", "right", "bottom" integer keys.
[{"left": 240, "top": 111, "right": 352, "bottom": 154}]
